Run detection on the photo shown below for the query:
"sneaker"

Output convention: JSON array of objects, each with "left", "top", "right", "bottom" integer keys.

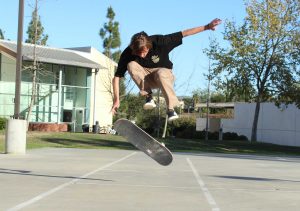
[
  {"left": 167, "top": 109, "right": 179, "bottom": 122},
  {"left": 143, "top": 96, "right": 156, "bottom": 110}
]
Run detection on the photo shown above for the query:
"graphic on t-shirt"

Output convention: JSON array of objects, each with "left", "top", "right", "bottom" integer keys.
[{"left": 151, "top": 55, "right": 160, "bottom": 63}]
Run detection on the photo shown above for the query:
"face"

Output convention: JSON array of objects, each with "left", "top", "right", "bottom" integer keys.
[{"left": 136, "top": 47, "right": 149, "bottom": 58}]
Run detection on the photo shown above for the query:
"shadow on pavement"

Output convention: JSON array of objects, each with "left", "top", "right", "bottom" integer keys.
[
  {"left": 212, "top": 175, "right": 300, "bottom": 183},
  {"left": 41, "top": 137, "right": 135, "bottom": 150},
  {"left": 0, "top": 168, "right": 113, "bottom": 182}
]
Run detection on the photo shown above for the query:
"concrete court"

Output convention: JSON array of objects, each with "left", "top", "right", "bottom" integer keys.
[{"left": 0, "top": 148, "right": 300, "bottom": 211}]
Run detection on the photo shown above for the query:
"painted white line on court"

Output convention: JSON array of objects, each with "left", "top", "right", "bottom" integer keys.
[
  {"left": 276, "top": 157, "right": 287, "bottom": 161},
  {"left": 7, "top": 152, "right": 137, "bottom": 211},
  {"left": 187, "top": 158, "right": 220, "bottom": 211}
]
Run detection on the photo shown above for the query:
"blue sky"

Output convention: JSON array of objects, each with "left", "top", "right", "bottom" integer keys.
[{"left": 0, "top": 0, "right": 246, "bottom": 96}]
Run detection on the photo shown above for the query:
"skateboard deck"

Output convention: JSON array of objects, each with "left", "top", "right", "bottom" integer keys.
[{"left": 114, "top": 118, "right": 173, "bottom": 166}]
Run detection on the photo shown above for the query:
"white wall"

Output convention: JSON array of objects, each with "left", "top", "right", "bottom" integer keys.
[
  {"left": 221, "top": 103, "right": 300, "bottom": 147},
  {"left": 196, "top": 118, "right": 221, "bottom": 132},
  {"left": 74, "top": 47, "right": 116, "bottom": 127}
]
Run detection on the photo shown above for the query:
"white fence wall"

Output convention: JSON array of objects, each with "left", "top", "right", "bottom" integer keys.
[{"left": 221, "top": 103, "right": 300, "bottom": 147}]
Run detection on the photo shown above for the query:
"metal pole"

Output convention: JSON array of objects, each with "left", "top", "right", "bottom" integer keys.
[
  {"left": 93, "top": 69, "right": 98, "bottom": 125},
  {"left": 156, "top": 89, "right": 160, "bottom": 138},
  {"left": 6, "top": 0, "right": 27, "bottom": 155},
  {"left": 57, "top": 68, "right": 62, "bottom": 123},
  {"left": 162, "top": 114, "right": 168, "bottom": 138},
  {"left": 205, "top": 59, "right": 211, "bottom": 141},
  {"left": 14, "top": 0, "right": 24, "bottom": 119}
]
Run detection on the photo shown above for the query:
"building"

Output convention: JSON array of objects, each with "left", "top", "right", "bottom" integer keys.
[
  {"left": 0, "top": 40, "right": 116, "bottom": 132},
  {"left": 221, "top": 102, "right": 300, "bottom": 147},
  {"left": 196, "top": 102, "right": 300, "bottom": 147},
  {"left": 69, "top": 46, "right": 116, "bottom": 130}
]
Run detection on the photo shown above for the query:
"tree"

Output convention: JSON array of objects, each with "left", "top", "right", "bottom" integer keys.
[
  {"left": 214, "top": 76, "right": 256, "bottom": 102},
  {"left": 205, "top": 37, "right": 257, "bottom": 103},
  {"left": 24, "top": 0, "right": 49, "bottom": 125},
  {"left": 120, "top": 93, "right": 145, "bottom": 120},
  {"left": 0, "top": 29, "right": 4, "bottom": 39},
  {"left": 99, "top": 6, "right": 125, "bottom": 95},
  {"left": 25, "top": 2, "right": 48, "bottom": 45},
  {"left": 99, "top": 6, "right": 121, "bottom": 62},
  {"left": 205, "top": 0, "right": 300, "bottom": 142},
  {"left": 99, "top": 6, "right": 131, "bottom": 117}
]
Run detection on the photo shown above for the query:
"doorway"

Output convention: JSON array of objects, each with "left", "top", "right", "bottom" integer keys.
[{"left": 75, "top": 109, "right": 84, "bottom": 132}]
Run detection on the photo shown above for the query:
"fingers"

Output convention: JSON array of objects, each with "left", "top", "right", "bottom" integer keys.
[
  {"left": 110, "top": 105, "right": 119, "bottom": 116},
  {"left": 110, "top": 107, "right": 117, "bottom": 115},
  {"left": 210, "top": 18, "right": 222, "bottom": 31},
  {"left": 110, "top": 100, "right": 120, "bottom": 116},
  {"left": 213, "top": 18, "right": 222, "bottom": 25}
]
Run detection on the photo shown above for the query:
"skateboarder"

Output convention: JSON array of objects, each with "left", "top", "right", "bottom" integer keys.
[{"left": 111, "top": 18, "right": 222, "bottom": 121}]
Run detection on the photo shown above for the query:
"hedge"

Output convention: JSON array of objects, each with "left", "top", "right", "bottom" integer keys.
[{"left": 0, "top": 117, "right": 7, "bottom": 130}]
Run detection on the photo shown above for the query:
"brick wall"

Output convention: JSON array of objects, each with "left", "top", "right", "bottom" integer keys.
[{"left": 28, "top": 123, "right": 68, "bottom": 132}]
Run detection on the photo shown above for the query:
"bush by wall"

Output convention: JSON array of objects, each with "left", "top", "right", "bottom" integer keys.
[
  {"left": 168, "top": 116, "right": 248, "bottom": 141},
  {"left": 0, "top": 117, "right": 7, "bottom": 130},
  {"left": 134, "top": 114, "right": 248, "bottom": 141},
  {"left": 169, "top": 116, "right": 196, "bottom": 139}
]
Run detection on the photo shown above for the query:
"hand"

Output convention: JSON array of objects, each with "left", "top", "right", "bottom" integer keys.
[
  {"left": 207, "top": 18, "right": 222, "bottom": 31},
  {"left": 110, "top": 100, "right": 120, "bottom": 116}
]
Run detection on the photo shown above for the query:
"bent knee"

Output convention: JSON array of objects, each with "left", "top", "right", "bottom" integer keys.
[
  {"left": 127, "top": 61, "right": 140, "bottom": 73},
  {"left": 157, "top": 69, "right": 174, "bottom": 79}
]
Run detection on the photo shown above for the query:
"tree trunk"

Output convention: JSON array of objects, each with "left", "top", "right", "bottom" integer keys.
[
  {"left": 26, "top": 69, "right": 37, "bottom": 128},
  {"left": 251, "top": 98, "right": 261, "bottom": 142},
  {"left": 26, "top": 0, "right": 38, "bottom": 130}
]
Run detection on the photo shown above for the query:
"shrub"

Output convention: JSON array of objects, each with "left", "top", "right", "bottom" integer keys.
[
  {"left": 223, "top": 132, "right": 248, "bottom": 141},
  {"left": 170, "top": 116, "right": 196, "bottom": 139},
  {"left": 238, "top": 135, "right": 248, "bottom": 141},
  {"left": 0, "top": 117, "right": 7, "bottom": 130},
  {"left": 223, "top": 132, "right": 239, "bottom": 140},
  {"left": 133, "top": 112, "right": 248, "bottom": 141},
  {"left": 194, "top": 131, "right": 206, "bottom": 139},
  {"left": 209, "top": 131, "right": 219, "bottom": 140},
  {"left": 136, "top": 113, "right": 160, "bottom": 135}
]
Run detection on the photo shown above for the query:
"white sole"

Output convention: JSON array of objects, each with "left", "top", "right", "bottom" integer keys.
[
  {"left": 168, "top": 116, "right": 179, "bottom": 122},
  {"left": 143, "top": 104, "right": 156, "bottom": 110}
]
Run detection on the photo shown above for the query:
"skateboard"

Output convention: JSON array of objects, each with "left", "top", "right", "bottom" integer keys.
[{"left": 114, "top": 118, "right": 173, "bottom": 166}]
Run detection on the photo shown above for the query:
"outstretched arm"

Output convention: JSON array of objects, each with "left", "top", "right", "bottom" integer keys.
[
  {"left": 182, "top": 18, "right": 222, "bottom": 37},
  {"left": 111, "top": 76, "right": 120, "bottom": 115}
]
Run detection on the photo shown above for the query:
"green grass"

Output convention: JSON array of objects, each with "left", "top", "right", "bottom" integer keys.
[
  {"left": 26, "top": 132, "right": 134, "bottom": 150},
  {"left": 161, "top": 137, "right": 300, "bottom": 156},
  {"left": 1, "top": 131, "right": 300, "bottom": 156},
  {"left": 0, "top": 132, "right": 135, "bottom": 153}
]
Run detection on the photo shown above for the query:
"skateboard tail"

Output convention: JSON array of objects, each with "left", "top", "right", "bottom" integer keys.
[{"left": 114, "top": 119, "right": 173, "bottom": 166}]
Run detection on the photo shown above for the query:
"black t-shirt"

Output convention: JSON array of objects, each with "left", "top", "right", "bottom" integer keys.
[{"left": 115, "top": 31, "right": 183, "bottom": 77}]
